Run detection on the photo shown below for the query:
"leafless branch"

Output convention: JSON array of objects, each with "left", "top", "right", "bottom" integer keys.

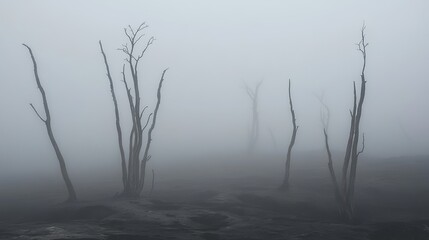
[
  {"left": 136, "top": 37, "right": 155, "bottom": 62},
  {"left": 142, "top": 113, "right": 153, "bottom": 132},
  {"left": 357, "top": 133, "right": 365, "bottom": 157},
  {"left": 245, "top": 85, "right": 255, "bottom": 99},
  {"left": 315, "top": 93, "right": 330, "bottom": 130},
  {"left": 29, "top": 103, "right": 46, "bottom": 122},
  {"left": 139, "top": 106, "right": 148, "bottom": 120}
]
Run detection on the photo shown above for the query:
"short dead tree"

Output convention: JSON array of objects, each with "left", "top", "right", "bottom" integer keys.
[
  {"left": 99, "top": 23, "right": 168, "bottom": 198},
  {"left": 23, "top": 44, "right": 77, "bottom": 202}
]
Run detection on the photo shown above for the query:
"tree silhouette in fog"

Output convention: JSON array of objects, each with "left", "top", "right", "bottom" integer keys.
[
  {"left": 99, "top": 23, "right": 168, "bottom": 198},
  {"left": 321, "top": 25, "right": 368, "bottom": 221},
  {"left": 280, "top": 79, "right": 299, "bottom": 191},
  {"left": 245, "top": 81, "right": 262, "bottom": 153},
  {"left": 23, "top": 44, "right": 77, "bottom": 202}
]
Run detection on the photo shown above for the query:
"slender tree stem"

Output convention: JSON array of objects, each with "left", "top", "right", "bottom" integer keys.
[{"left": 24, "top": 44, "right": 77, "bottom": 202}]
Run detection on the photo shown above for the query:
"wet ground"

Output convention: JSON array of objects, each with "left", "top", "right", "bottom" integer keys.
[
  {"left": 1, "top": 154, "right": 429, "bottom": 239},
  {"left": 2, "top": 188, "right": 429, "bottom": 240}
]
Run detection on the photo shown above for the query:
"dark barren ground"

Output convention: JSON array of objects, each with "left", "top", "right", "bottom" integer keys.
[{"left": 1, "top": 153, "right": 429, "bottom": 240}]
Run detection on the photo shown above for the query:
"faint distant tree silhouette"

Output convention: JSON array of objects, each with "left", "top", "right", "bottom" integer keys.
[
  {"left": 320, "top": 24, "right": 368, "bottom": 221},
  {"left": 318, "top": 94, "right": 347, "bottom": 216},
  {"left": 150, "top": 169, "right": 155, "bottom": 194},
  {"left": 23, "top": 44, "right": 77, "bottom": 202},
  {"left": 99, "top": 23, "right": 168, "bottom": 198},
  {"left": 267, "top": 127, "right": 278, "bottom": 151},
  {"left": 245, "top": 81, "right": 262, "bottom": 153},
  {"left": 279, "top": 79, "right": 299, "bottom": 191}
]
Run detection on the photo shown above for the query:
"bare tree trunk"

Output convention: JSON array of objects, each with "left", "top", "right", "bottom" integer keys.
[
  {"left": 245, "top": 81, "right": 262, "bottom": 153},
  {"left": 139, "top": 69, "right": 168, "bottom": 192},
  {"left": 323, "top": 129, "right": 350, "bottom": 217},
  {"left": 280, "top": 79, "right": 298, "bottom": 191},
  {"left": 341, "top": 83, "right": 357, "bottom": 194},
  {"left": 150, "top": 169, "right": 155, "bottom": 194},
  {"left": 23, "top": 44, "right": 77, "bottom": 202},
  {"left": 318, "top": 95, "right": 351, "bottom": 218},
  {"left": 319, "top": 24, "right": 369, "bottom": 221},
  {"left": 346, "top": 25, "right": 368, "bottom": 213},
  {"left": 99, "top": 41, "right": 128, "bottom": 189}
]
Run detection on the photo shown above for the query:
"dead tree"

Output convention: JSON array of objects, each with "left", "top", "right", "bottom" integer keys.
[
  {"left": 318, "top": 95, "right": 349, "bottom": 217},
  {"left": 267, "top": 127, "right": 278, "bottom": 151},
  {"left": 280, "top": 79, "right": 298, "bottom": 191},
  {"left": 99, "top": 41, "right": 127, "bottom": 190},
  {"left": 320, "top": 25, "right": 368, "bottom": 221},
  {"left": 245, "top": 81, "right": 262, "bottom": 153},
  {"left": 23, "top": 44, "right": 77, "bottom": 202},
  {"left": 99, "top": 23, "right": 168, "bottom": 198},
  {"left": 346, "top": 24, "right": 368, "bottom": 210}
]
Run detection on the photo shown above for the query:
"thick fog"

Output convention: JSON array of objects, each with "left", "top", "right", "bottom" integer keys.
[{"left": 1, "top": 0, "right": 429, "bottom": 184}]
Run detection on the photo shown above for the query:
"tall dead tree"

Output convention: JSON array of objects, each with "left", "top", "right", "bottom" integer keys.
[
  {"left": 99, "top": 41, "right": 127, "bottom": 190},
  {"left": 100, "top": 23, "right": 168, "bottom": 198},
  {"left": 245, "top": 81, "right": 262, "bottom": 153},
  {"left": 321, "top": 25, "right": 368, "bottom": 221},
  {"left": 23, "top": 44, "right": 77, "bottom": 202},
  {"left": 280, "top": 79, "right": 298, "bottom": 190}
]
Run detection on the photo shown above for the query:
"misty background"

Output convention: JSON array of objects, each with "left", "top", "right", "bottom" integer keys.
[{"left": 0, "top": 1, "right": 428, "bottom": 195}]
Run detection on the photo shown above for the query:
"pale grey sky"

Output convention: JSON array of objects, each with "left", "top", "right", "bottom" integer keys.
[{"left": 1, "top": 0, "right": 429, "bottom": 180}]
